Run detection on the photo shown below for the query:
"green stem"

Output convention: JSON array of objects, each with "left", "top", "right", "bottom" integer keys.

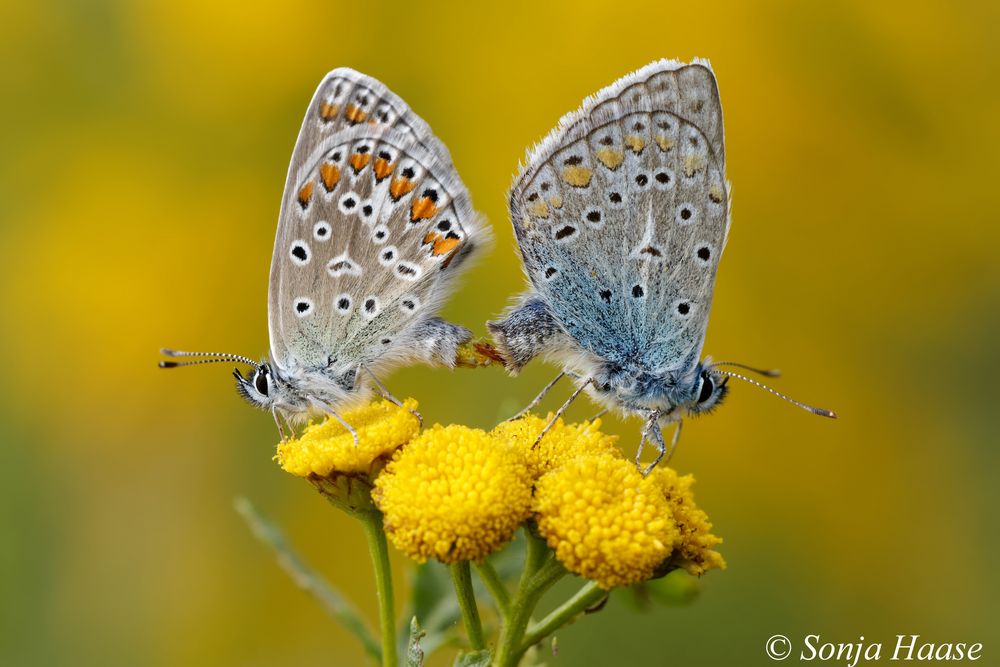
[
  {"left": 360, "top": 512, "right": 397, "bottom": 667},
  {"left": 450, "top": 561, "right": 486, "bottom": 650},
  {"left": 521, "top": 581, "right": 606, "bottom": 650},
  {"left": 493, "top": 530, "right": 567, "bottom": 667},
  {"left": 473, "top": 559, "right": 511, "bottom": 616}
]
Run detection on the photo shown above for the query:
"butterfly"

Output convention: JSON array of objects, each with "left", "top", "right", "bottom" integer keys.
[
  {"left": 488, "top": 59, "right": 834, "bottom": 473},
  {"left": 161, "top": 69, "right": 485, "bottom": 441}
]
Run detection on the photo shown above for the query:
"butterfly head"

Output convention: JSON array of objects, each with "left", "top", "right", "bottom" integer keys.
[
  {"left": 233, "top": 361, "right": 277, "bottom": 410},
  {"left": 685, "top": 367, "right": 729, "bottom": 416}
]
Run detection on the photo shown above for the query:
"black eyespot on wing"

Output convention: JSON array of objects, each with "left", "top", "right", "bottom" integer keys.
[
  {"left": 677, "top": 302, "right": 690, "bottom": 315},
  {"left": 609, "top": 192, "right": 622, "bottom": 204},
  {"left": 540, "top": 182, "right": 550, "bottom": 191},
  {"left": 598, "top": 136, "right": 613, "bottom": 146},
  {"left": 402, "top": 167, "right": 415, "bottom": 179},
  {"left": 362, "top": 204, "right": 373, "bottom": 217},
  {"left": 343, "top": 197, "right": 356, "bottom": 209},
  {"left": 365, "top": 298, "right": 376, "bottom": 312},
  {"left": 697, "top": 246, "right": 711, "bottom": 260},
  {"left": 357, "top": 145, "right": 370, "bottom": 154},
  {"left": 633, "top": 122, "right": 645, "bottom": 131},
  {"left": 295, "top": 301, "right": 310, "bottom": 313},
  {"left": 291, "top": 245, "right": 308, "bottom": 261},
  {"left": 680, "top": 207, "right": 692, "bottom": 220},
  {"left": 554, "top": 225, "right": 576, "bottom": 240},
  {"left": 586, "top": 210, "right": 601, "bottom": 223},
  {"left": 545, "top": 266, "right": 557, "bottom": 279},
  {"left": 437, "top": 219, "right": 452, "bottom": 232},
  {"left": 599, "top": 289, "right": 611, "bottom": 302},
  {"left": 377, "top": 151, "right": 391, "bottom": 160},
  {"left": 422, "top": 188, "right": 439, "bottom": 203},
  {"left": 635, "top": 174, "right": 648, "bottom": 186},
  {"left": 337, "top": 297, "right": 351, "bottom": 310},
  {"left": 381, "top": 338, "right": 391, "bottom": 345},
  {"left": 632, "top": 285, "right": 644, "bottom": 298},
  {"left": 655, "top": 172, "right": 671, "bottom": 184},
  {"left": 563, "top": 155, "right": 584, "bottom": 166}
]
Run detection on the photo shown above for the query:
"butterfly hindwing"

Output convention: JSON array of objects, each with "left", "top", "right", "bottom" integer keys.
[{"left": 509, "top": 59, "right": 729, "bottom": 373}]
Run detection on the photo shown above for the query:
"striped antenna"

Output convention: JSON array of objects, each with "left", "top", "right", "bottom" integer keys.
[
  {"left": 159, "top": 348, "right": 259, "bottom": 370},
  {"left": 715, "top": 370, "right": 836, "bottom": 418},
  {"left": 709, "top": 361, "right": 781, "bottom": 378}
]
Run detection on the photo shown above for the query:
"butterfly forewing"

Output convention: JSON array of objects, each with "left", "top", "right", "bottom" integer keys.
[
  {"left": 269, "top": 73, "right": 478, "bottom": 374},
  {"left": 510, "top": 60, "right": 729, "bottom": 374},
  {"left": 290, "top": 69, "right": 456, "bottom": 175}
]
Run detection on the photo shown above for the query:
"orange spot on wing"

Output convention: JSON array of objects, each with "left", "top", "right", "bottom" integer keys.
[
  {"left": 374, "top": 158, "right": 394, "bottom": 182},
  {"left": 344, "top": 104, "right": 367, "bottom": 124},
  {"left": 624, "top": 136, "right": 646, "bottom": 153},
  {"left": 410, "top": 197, "right": 438, "bottom": 222},
  {"left": 319, "top": 163, "right": 341, "bottom": 191},
  {"left": 561, "top": 165, "right": 593, "bottom": 188},
  {"left": 297, "top": 181, "right": 314, "bottom": 208},
  {"left": 349, "top": 153, "right": 372, "bottom": 173},
  {"left": 423, "top": 231, "right": 441, "bottom": 245},
  {"left": 432, "top": 236, "right": 460, "bottom": 256},
  {"left": 389, "top": 176, "right": 416, "bottom": 201},
  {"left": 319, "top": 102, "right": 339, "bottom": 122}
]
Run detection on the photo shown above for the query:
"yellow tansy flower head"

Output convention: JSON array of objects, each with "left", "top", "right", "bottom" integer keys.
[
  {"left": 373, "top": 425, "right": 532, "bottom": 564},
  {"left": 277, "top": 398, "right": 421, "bottom": 478},
  {"left": 492, "top": 413, "right": 620, "bottom": 479},
  {"left": 649, "top": 467, "right": 726, "bottom": 576},
  {"left": 533, "top": 454, "right": 678, "bottom": 589}
]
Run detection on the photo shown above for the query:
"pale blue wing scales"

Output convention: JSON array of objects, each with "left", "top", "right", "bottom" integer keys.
[{"left": 509, "top": 60, "right": 729, "bottom": 375}]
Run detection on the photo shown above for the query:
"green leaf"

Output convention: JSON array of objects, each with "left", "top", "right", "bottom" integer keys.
[
  {"left": 399, "top": 561, "right": 463, "bottom": 659},
  {"left": 411, "top": 560, "right": 461, "bottom": 633},
  {"left": 453, "top": 649, "right": 491, "bottom": 667},
  {"left": 623, "top": 569, "right": 702, "bottom": 610},
  {"left": 234, "top": 497, "right": 381, "bottom": 664},
  {"left": 406, "top": 617, "right": 426, "bottom": 667}
]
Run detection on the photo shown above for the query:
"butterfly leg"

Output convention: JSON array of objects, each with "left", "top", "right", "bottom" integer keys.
[
  {"left": 506, "top": 371, "right": 566, "bottom": 422},
  {"left": 533, "top": 377, "right": 593, "bottom": 449},
  {"left": 635, "top": 410, "right": 659, "bottom": 469},
  {"left": 329, "top": 409, "right": 360, "bottom": 447},
  {"left": 271, "top": 406, "right": 289, "bottom": 442},
  {"left": 588, "top": 408, "right": 609, "bottom": 422},
  {"left": 641, "top": 418, "right": 683, "bottom": 476},
  {"left": 362, "top": 365, "right": 423, "bottom": 426}
]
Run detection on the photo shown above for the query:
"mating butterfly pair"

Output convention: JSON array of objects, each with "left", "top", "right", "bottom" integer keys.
[{"left": 161, "top": 60, "right": 833, "bottom": 472}]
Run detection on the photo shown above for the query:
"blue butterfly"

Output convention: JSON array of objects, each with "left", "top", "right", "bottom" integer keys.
[{"left": 489, "top": 59, "right": 834, "bottom": 473}]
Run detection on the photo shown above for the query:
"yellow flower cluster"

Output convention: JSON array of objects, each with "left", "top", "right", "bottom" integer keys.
[
  {"left": 277, "top": 399, "right": 420, "bottom": 477},
  {"left": 373, "top": 425, "right": 532, "bottom": 563},
  {"left": 491, "top": 413, "right": 619, "bottom": 479},
  {"left": 533, "top": 455, "right": 677, "bottom": 589},
  {"left": 276, "top": 398, "right": 724, "bottom": 588},
  {"left": 650, "top": 467, "right": 727, "bottom": 576}
]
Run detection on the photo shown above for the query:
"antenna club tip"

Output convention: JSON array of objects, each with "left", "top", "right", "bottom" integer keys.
[
  {"left": 816, "top": 408, "right": 837, "bottom": 419},
  {"left": 161, "top": 348, "right": 178, "bottom": 356},
  {"left": 159, "top": 361, "right": 178, "bottom": 368}
]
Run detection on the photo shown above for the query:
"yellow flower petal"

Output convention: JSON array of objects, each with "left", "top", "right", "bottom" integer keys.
[
  {"left": 534, "top": 454, "right": 677, "bottom": 589},
  {"left": 649, "top": 467, "right": 726, "bottom": 576},
  {"left": 373, "top": 425, "right": 532, "bottom": 564},
  {"left": 492, "top": 413, "right": 620, "bottom": 479},
  {"left": 277, "top": 399, "right": 420, "bottom": 478}
]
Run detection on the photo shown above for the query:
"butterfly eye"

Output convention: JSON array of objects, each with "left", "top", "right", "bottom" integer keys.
[
  {"left": 697, "top": 376, "right": 714, "bottom": 404},
  {"left": 254, "top": 369, "right": 269, "bottom": 396}
]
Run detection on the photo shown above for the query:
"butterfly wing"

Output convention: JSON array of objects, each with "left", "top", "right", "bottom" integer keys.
[
  {"left": 509, "top": 59, "right": 729, "bottom": 375},
  {"left": 269, "top": 71, "right": 482, "bottom": 376}
]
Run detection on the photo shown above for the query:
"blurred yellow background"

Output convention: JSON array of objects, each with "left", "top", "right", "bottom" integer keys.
[{"left": 1, "top": 1, "right": 998, "bottom": 665}]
